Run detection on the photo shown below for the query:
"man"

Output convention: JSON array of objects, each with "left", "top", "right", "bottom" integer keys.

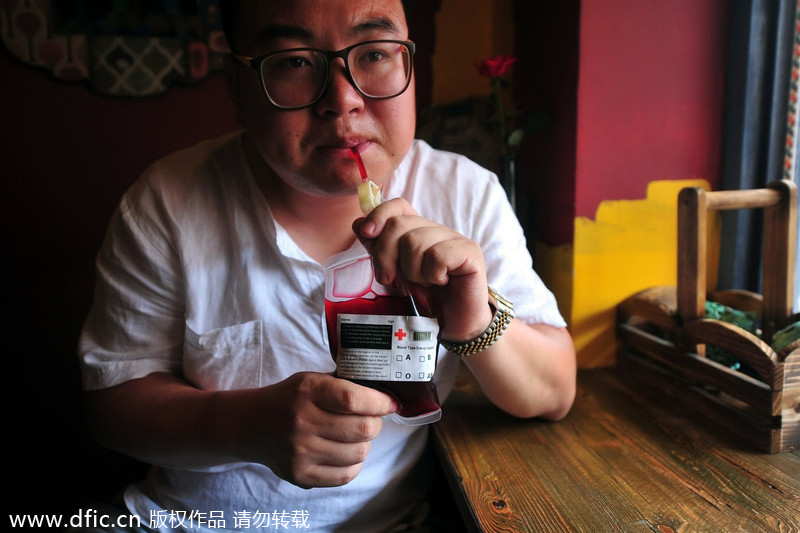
[{"left": 78, "top": 0, "right": 576, "bottom": 531}]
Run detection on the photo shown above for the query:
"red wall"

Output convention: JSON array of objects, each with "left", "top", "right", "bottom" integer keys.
[
  {"left": 576, "top": 0, "right": 728, "bottom": 218},
  {"left": 2, "top": 53, "right": 238, "bottom": 268},
  {"left": 514, "top": 0, "right": 727, "bottom": 247}
]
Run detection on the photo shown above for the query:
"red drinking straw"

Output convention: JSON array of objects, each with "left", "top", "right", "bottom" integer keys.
[
  {"left": 350, "top": 147, "right": 419, "bottom": 315},
  {"left": 350, "top": 147, "right": 368, "bottom": 182}
]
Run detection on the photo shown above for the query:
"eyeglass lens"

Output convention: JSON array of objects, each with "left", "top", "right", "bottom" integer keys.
[{"left": 259, "top": 41, "right": 412, "bottom": 108}]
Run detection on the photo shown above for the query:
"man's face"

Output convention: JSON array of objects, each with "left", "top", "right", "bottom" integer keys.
[{"left": 229, "top": 0, "right": 415, "bottom": 197}]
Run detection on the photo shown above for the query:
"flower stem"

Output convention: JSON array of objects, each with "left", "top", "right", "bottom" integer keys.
[{"left": 491, "top": 78, "right": 507, "bottom": 157}]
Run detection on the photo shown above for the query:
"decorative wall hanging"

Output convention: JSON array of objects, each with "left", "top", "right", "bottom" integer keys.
[{"left": 0, "top": 0, "right": 228, "bottom": 97}]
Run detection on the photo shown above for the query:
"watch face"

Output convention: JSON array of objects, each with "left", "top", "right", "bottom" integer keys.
[{"left": 489, "top": 287, "right": 515, "bottom": 316}]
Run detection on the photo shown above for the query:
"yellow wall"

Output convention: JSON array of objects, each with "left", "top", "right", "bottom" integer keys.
[
  {"left": 431, "top": 0, "right": 514, "bottom": 105},
  {"left": 560, "top": 179, "right": 714, "bottom": 367}
]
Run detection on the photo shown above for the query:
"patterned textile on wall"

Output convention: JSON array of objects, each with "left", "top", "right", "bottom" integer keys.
[{"left": 0, "top": 0, "right": 229, "bottom": 97}]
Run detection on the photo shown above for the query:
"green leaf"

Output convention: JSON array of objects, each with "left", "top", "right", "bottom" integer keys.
[
  {"left": 704, "top": 301, "right": 758, "bottom": 334},
  {"left": 507, "top": 129, "right": 525, "bottom": 147},
  {"left": 772, "top": 321, "right": 800, "bottom": 353}
]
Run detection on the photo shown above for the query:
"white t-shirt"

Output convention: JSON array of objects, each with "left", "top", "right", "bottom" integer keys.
[{"left": 78, "top": 133, "right": 566, "bottom": 532}]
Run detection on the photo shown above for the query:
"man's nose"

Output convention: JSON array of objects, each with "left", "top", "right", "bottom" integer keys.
[{"left": 315, "top": 59, "right": 365, "bottom": 115}]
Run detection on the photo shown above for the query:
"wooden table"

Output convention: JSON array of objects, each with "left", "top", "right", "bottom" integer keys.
[{"left": 432, "top": 365, "right": 800, "bottom": 532}]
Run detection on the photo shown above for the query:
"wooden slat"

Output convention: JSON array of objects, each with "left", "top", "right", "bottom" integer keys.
[
  {"left": 617, "top": 285, "right": 678, "bottom": 332},
  {"left": 762, "top": 180, "right": 797, "bottom": 339},
  {"left": 779, "top": 351, "right": 800, "bottom": 450},
  {"left": 617, "top": 350, "right": 783, "bottom": 453},
  {"left": 777, "top": 341, "right": 800, "bottom": 360},
  {"left": 704, "top": 187, "right": 782, "bottom": 210},
  {"left": 677, "top": 187, "right": 708, "bottom": 327},
  {"left": 617, "top": 323, "right": 774, "bottom": 413},
  {"left": 708, "top": 289, "right": 763, "bottom": 317},
  {"left": 679, "top": 319, "right": 779, "bottom": 386}
]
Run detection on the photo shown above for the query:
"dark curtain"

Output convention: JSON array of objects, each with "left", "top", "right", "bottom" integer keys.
[{"left": 719, "top": 0, "right": 797, "bottom": 298}]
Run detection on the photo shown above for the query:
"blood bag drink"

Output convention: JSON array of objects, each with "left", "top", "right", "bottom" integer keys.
[{"left": 324, "top": 248, "right": 442, "bottom": 425}]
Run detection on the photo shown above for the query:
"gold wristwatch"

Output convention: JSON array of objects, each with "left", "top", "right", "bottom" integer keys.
[{"left": 440, "top": 287, "right": 515, "bottom": 357}]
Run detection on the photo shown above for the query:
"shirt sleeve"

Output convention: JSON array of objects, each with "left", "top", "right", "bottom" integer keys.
[{"left": 77, "top": 176, "right": 186, "bottom": 390}]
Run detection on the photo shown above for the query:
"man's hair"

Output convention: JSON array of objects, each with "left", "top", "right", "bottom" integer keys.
[{"left": 219, "top": 1, "right": 408, "bottom": 53}]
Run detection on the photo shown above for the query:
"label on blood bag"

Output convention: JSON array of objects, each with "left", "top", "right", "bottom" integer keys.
[{"left": 336, "top": 314, "right": 439, "bottom": 382}]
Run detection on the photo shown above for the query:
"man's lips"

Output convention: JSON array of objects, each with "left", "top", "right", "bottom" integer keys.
[{"left": 320, "top": 140, "right": 370, "bottom": 157}]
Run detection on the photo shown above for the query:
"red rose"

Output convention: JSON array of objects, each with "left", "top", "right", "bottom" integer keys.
[{"left": 476, "top": 54, "right": 517, "bottom": 79}]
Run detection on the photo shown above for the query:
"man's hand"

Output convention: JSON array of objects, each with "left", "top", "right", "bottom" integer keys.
[
  {"left": 351, "top": 198, "right": 577, "bottom": 421},
  {"left": 245, "top": 372, "right": 398, "bottom": 488},
  {"left": 352, "top": 198, "right": 493, "bottom": 342}
]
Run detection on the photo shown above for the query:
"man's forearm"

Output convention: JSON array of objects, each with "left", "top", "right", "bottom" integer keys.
[
  {"left": 462, "top": 322, "right": 576, "bottom": 420},
  {"left": 84, "top": 372, "right": 256, "bottom": 469}
]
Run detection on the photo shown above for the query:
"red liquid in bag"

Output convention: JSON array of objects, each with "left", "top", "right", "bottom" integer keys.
[{"left": 325, "top": 293, "right": 442, "bottom": 421}]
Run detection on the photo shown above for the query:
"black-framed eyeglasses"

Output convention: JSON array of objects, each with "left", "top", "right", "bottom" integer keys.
[{"left": 233, "top": 40, "right": 415, "bottom": 110}]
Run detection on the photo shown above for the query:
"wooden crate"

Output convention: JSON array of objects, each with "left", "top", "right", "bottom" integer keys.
[{"left": 617, "top": 180, "right": 800, "bottom": 453}]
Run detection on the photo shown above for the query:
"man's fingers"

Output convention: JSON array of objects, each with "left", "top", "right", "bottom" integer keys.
[
  {"left": 286, "top": 436, "right": 368, "bottom": 488},
  {"left": 315, "top": 376, "right": 398, "bottom": 417},
  {"left": 301, "top": 462, "right": 365, "bottom": 489},
  {"left": 357, "top": 197, "right": 419, "bottom": 237}
]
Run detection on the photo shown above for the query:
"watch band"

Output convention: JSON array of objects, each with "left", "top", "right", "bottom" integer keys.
[{"left": 440, "top": 287, "right": 515, "bottom": 357}]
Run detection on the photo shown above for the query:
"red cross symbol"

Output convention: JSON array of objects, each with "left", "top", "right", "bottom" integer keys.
[{"left": 394, "top": 328, "right": 407, "bottom": 341}]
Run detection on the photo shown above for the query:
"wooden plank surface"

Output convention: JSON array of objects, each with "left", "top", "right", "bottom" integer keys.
[{"left": 433, "top": 365, "right": 800, "bottom": 532}]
